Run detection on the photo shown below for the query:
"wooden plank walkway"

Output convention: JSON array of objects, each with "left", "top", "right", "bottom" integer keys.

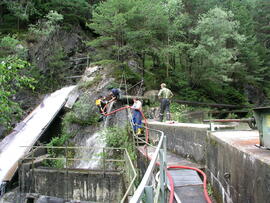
[
  {"left": 0, "top": 86, "right": 75, "bottom": 184},
  {"left": 138, "top": 146, "right": 206, "bottom": 203}
]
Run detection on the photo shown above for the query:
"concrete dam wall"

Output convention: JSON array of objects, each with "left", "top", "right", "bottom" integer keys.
[
  {"left": 148, "top": 121, "right": 270, "bottom": 203},
  {"left": 20, "top": 167, "right": 125, "bottom": 202}
]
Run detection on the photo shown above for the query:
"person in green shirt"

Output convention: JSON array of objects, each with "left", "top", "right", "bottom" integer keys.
[{"left": 158, "top": 83, "right": 173, "bottom": 122}]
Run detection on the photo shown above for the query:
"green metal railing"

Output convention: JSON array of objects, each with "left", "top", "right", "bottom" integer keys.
[
  {"left": 130, "top": 128, "right": 167, "bottom": 203},
  {"left": 18, "top": 146, "right": 137, "bottom": 202}
]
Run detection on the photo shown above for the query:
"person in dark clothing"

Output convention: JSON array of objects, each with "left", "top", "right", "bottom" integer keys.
[
  {"left": 110, "top": 88, "right": 121, "bottom": 100},
  {"left": 158, "top": 83, "right": 173, "bottom": 122}
]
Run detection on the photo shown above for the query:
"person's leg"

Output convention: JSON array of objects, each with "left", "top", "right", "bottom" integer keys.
[
  {"left": 132, "top": 114, "right": 137, "bottom": 132},
  {"left": 136, "top": 111, "right": 142, "bottom": 134},
  {"left": 135, "top": 111, "right": 142, "bottom": 132},
  {"left": 98, "top": 106, "right": 102, "bottom": 113},
  {"left": 159, "top": 99, "right": 166, "bottom": 122},
  {"left": 165, "top": 99, "right": 171, "bottom": 120}
]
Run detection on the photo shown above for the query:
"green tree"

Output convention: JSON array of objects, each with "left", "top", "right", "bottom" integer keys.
[
  {"left": 88, "top": 0, "right": 168, "bottom": 64},
  {"left": 41, "top": 0, "right": 91, "bottom": 26},
  {"left": 191, "top": 7, "right": 245, "bottom": 86},
  {"left": 45, "top": 47, "right": 68, "bottom": 90},
  {"left": 29, "top": 10, "right": 63, "bottom": 37},
  {"left": 0, "top": 35, "right": 28, "bottom": 58},
  {"left": 3, "top": 0, "right": 38, "bottom": 30},
  {"left": 0, "top": 56, "right": 36, "bottom": 130}
]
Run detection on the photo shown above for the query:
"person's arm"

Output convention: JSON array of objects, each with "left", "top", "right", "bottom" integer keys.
[
  {"left": 158, "top": 89, "right": 162, "bottom": 99},
  {"left": 108, "top": 96, "right": 116, "bottom": 102},
  {"left": 169, "top": 90, "right": 173, "bottom": 98}
]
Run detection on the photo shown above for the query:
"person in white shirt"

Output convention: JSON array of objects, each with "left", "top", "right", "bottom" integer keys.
[{"left": 131, "top": 98, "right": 143, "bottom": 135}]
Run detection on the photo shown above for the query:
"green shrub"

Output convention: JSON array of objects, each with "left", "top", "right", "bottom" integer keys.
[
  {"left": 105, "top": 127, "right": 129, "bottom": 148},
  {"left": 104, "top": 127, "right": 137, "bottom": 161},
  {"left": 64, "top": 94, "right": 100, "bottom": 126},
  {"left": 90, "top": 60, "right": 118, "bottom": 66},
  {"left": 43, "top": 158, "right": 65, "bottom": 169},
  {"left": 0, "top": 56, "right": 36, "bottom": 131},
  {"left": 0, "top": 35, "right": 28, "bottom": 59},
  {"left": 226, "top": 113, "right": 238, "bottom": 119},
  {"left": 29, "top": 10, "right": 63, "bottom": 37}
]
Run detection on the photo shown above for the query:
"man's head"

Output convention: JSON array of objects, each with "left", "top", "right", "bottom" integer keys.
[{"left": 161, "top": 83, "right": 166, "bottom": 88}]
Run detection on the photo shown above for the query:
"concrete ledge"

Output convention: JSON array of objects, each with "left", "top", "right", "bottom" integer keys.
[
  {"left": 148, "top": 121, "right": 270, "bottom": 203},
  {"left": 148, "top": 121, "right": 208, "bottom": 164},
  {"left": 208, "top": 130, "right": 270, "bottom": 203}
]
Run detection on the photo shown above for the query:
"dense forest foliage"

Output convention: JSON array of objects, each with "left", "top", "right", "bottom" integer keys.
[{"left": 0, "top": 0, "right": 269, "bottom": 130}]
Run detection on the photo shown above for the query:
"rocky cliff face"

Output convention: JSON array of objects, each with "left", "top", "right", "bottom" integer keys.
[
  {"left": 0, "top": 27, "right": 92, "bottom": 138},
  {"left": 63, "top": 64, "right": 129, "bottom": 146},
  {"left": 27, "top": 26, "right": 92, "bottom": 85}
]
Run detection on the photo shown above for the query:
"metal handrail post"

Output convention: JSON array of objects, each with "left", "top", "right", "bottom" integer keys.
[
  {"left": 159, "top": 149, "right": 165, "bottom": 203},
  {"left": 31, "top": 150, "right": 34, "bottom": 193},
  {"left": 18, "top": 159, "right": 22, "bottom": 202},
  {"left": 145, "top": 186, "right": 154, "bottom": 203},
  {"left": 103, "top": 148, "right": 105, "bottom": 176},
  {"left": 130, "top": 130, "right": 164, "bottom": 202},
  {"left": 121, "top": 149, "right": 137, "bottom": 203},
  {"left": 163, "top": 135, "right": 167, "bottom": 198},
  {"left": 65, "top": 145, "right": 68, "bottom": 200}
]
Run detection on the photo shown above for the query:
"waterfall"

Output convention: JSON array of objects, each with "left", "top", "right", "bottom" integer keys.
[
  {"left": 76, "top": 131, "right": 106, "bottom": 169},
  {"left": 75, "top": 101, "right": 115, "bottom": 169}
]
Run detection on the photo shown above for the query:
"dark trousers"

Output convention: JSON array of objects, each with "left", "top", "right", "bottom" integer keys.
[
  {"left": 159, "top": 98, "right": 171, "bottom": 121},
  {"left": 132, "top": 110, "right": 142, "bottom": 132}
]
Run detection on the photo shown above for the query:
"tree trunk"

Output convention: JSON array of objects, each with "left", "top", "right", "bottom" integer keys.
[
  {"left": 0, "top": 4, "right": 3, "bottom": 23},
  {"left": 142, "top": 52, "right": 145, "bottom": 79},
  {"left": 17, "top": 17, "right": 20, "bottom": 31}
]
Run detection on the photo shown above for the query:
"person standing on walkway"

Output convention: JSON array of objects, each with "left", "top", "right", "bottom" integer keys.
[
  {"left": 131, "top": 97, "right": 143, "bottom": 135},
  {"left": 158, "top": 83, "right": 173, "bottom": 122}
]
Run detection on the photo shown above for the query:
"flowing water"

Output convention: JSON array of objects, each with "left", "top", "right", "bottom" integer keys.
[
  {"left": 76, "top": 131, "right": 106, "bottom": 169},
  {"left": 75, "top": 102, "right": 115, "bottom": 169}
]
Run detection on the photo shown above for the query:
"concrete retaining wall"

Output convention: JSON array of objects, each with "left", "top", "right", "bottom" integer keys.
[
  {"left": 148, "top": 122, "right": 270, "bottom": 203},
  {"left": 207, "top": 132, "right": 270, "bottom": 203},
  {"left": 148, "top": 122, "right": 208, "bottom": 165},
  {"left": 20, "top": 168, "right": 125, "bottom": 202}
]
